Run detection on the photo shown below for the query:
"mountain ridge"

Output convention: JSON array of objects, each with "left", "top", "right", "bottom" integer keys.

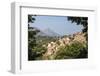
[{"left": 32, "top": 27, "right": 60, "bottom": 37}]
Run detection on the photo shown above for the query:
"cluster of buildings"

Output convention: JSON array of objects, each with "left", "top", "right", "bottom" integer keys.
[{"left": 42, "top": 32, "right": 86, "bottom": 59}]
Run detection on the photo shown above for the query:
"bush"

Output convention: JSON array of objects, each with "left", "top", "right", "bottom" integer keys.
[
  {"left": 55, "top": 41, "right": 88, "bottom": 59},
  {"left": 29, "top": 44, "right": 47, "bottom": 60}
]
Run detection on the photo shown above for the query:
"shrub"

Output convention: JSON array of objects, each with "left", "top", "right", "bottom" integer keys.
[{"left": 55, "top": 41, "right": 88, "bottom": 59}]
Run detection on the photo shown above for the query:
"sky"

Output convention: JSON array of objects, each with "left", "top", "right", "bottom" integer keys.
[{"left": 29, "top": 15, "right": 83, "bottom": 35}]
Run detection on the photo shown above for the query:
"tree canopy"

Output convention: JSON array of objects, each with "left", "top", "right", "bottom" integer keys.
[
  {"left": 67, "top": 17, "right": 88, "bottom": 33},
  {"left": 67, "top": 16, "right": 88, "bottom": 40}
]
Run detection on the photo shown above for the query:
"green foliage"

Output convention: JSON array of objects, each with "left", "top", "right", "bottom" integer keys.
[
  {"left": 67, "top": 17, "right": 88, "bottom": 26},
  {"left": 28, "top": 15, "right": 41, "bottom": 60},
  {"left": 28, "top": 30, "right": 38, "bottom": 60},
  {"left": 28, "top": 15, "right": 36, "bottom": 23},
  {"left": 55, "top": 42, "right": 88, "bottom": 59},
  {"left": 67, "top": 17, "right": 88, "bottom": 40},
  {"left": 31, "top": 45, "right": 47, "bottom": 60}
]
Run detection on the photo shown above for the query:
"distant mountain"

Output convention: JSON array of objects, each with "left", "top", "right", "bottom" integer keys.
[
  {"left": 36, "top": 28, "right": 60, "bottom": 37},
  {"left": 36, "top": 30, "right": 47, "bottom": 36},
  {"left": 43, "top": 28, "right": 60, "bottom": 37}
]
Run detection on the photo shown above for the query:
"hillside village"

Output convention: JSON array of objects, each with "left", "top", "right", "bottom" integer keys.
[{"left": 42, "top": 32, "right": 87, "bottom": 59}]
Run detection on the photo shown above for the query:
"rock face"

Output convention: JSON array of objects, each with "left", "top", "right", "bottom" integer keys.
[{"left": 42, "top": 32, "right": 86, "bottom": 60}]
